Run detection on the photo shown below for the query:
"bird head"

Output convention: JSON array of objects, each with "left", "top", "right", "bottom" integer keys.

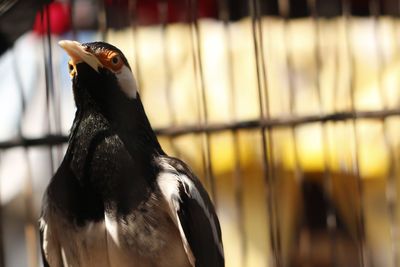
[
  {"left": 59, "top": 40, "right": 162, "bottom": 152},
  {"left": 59, "top": 40, "right": 138, "bottom": 110}
]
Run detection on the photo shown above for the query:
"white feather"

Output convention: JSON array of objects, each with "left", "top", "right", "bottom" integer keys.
[
  {"left": 116, "top": 65, "right": 138, "bottom": 98},
  {"left": 41, "top": 197, "right": 191, "bottom": 267},
  {"left": 105, "top": 212, "right": 120, "bottom": 246},
  {"left": 40, "top": 218, "right": 64, "bottom": 267},
  {"left": 157, "top": 159, "right": 224, "bottom": 265},
  {"left": 157, "top": 172, "right": 195, "bottom": 266},
  {"left": 40, "top": 216, "right": 110, "bottom": 267}
]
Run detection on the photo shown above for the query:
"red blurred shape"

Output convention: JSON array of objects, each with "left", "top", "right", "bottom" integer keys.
[
  {"left": 33, "top": 2, "right": 71, "bottom": 35},
  {"left": 106, "top": 0, "right": 217, "bottom": 25}
]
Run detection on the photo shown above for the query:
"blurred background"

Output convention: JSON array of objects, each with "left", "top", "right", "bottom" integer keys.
[{"left": 2, "top": 0, "right": 400, "bottom": 266}]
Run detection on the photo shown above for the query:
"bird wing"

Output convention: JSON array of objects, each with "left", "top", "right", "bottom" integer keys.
[
  {"left": 39, "top": 225, "right": 51, "bottom": 267},
  {"left": 157, "top": 157, "right": 224, "bottom": 267}
]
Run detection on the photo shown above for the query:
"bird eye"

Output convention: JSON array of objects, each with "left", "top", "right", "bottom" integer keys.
[
  {"left": 67, "top": 62, "right": 76, "bottom": 78},
  {"left": 111, "top": 56, "right": 120, "bottom": 65}
]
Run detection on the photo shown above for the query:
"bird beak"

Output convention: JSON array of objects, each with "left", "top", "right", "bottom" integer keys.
[{"left": 58, "top": 40, "right": 103, "bottom": 73}]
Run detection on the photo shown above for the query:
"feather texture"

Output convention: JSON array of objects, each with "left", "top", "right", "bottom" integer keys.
[
  {"left": 157, "top": 157, "right": 224, "bottom": 267},
  {"left": 40, "top": 41, "right": 223, "bottom": 267}
]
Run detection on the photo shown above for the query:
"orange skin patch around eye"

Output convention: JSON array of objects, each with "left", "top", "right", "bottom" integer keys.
[{"left": 96, "top": 50, "right": 124, "bottom": 72}]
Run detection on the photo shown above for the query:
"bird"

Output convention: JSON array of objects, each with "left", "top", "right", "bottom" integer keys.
[{"left": 39, "top": 40, "right": 224, "bottom": 267}]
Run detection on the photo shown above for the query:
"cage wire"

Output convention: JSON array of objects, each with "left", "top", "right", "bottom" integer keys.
[{"left": 2, "top": 0, "right": 400, "bottom": 266}]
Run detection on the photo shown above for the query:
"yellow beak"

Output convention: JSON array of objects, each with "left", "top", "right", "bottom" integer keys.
[{"left": 58, "top": 40, "right": 103, "bottom": 73}]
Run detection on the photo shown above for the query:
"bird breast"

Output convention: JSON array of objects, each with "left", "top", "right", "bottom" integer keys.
[{"left": 41, "top": 192, "right": 191, "bottom": 267}]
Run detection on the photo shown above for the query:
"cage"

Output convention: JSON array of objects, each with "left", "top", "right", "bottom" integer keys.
[{"left": 1, "top": 0, "right": 400, "bottom": 267}]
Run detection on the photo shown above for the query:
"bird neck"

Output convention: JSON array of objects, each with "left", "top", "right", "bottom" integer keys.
[
  {"left": 72, "top": 91, "right": 164, "bottom": 158},
  {"left": 108, "top": 96, "right": 164, "bottom": 156}
]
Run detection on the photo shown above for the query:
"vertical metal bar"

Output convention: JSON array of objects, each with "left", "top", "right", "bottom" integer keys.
[
  {"left": 395, "top": 0, "right": 400, "bottom": 59},
  {"left": 277, "top": 0, "right": 304, "bottom": 264},
  {"left": 98, "top": 0, "right": 107, "bottom": 41},
  {"left": 332, "top": 21, "right": 341, "bottom": 112},
  {"left": 159, "top": 0, "right": 176, "bottom": 127},
  {"left": 249, "top": 0, "right": 281, "bottom": 266},
  {"left": 370, "top": 1, "right": 399, "bottom": 266},
  {"left": 69, "top": 0, "right": 77, "bottom": 40},
  {"left": 307, "top": 1, "right": 339, "bottom": 266},
  {"left": 342, "top": 1, "right": 368, "bottom": 266},
  {"left": 390, "top": 3, "right": 400, "bottom": 61},
  {"left": 23, "top": 156, "right": 37, "bottom": 267},
  {"left": 41, "top": 16, "right": 57, "bottom": 267},
  {"left": 384, "top": 119, "right": 399, "bottom": 267},
  {"left": 128, "top": 0, "right": 143, "bottom": 94},
  {"left": 187, "top": 0, "right": 216, "bottom": 202},
  {"left": 256, "top": 5, "right": 283, "bottom": 267},
  {"left": 41, "top": 5, "right": 55, "bottom": 183},
  {"left": 394, "top": 0, "right": 400, "bottom": 54},
  {"left": 12, "top": 46, "right": 38, "bottom": 267},
  {"left": 158, "top": 0, "right": 181, "bottom": 158},
  {"left": 49, "top": 6, "right": 63, "bottom": 165},
  {"left": 217, "top": 0, "right": 247, "bottom": 264},
  {"left": 277, "top": 0, "right": 302, "bottom": 182}
]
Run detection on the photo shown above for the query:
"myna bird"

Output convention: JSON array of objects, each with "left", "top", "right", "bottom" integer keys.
[{"left": 39, "top": 40, "right": 224, "bottom": 267}]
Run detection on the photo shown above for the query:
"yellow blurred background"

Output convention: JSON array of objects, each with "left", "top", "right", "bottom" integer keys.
[
  {"left": 102, "top": 17, "right": 400, "bottom": 267},
  {"left": 2, "top": 11, "right": 400, "bottom": 267}
]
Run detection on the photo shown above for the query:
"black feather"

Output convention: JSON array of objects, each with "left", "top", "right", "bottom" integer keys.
[
  {"left": 161, "top": 157, "right": 224, "bottom": 267},
  {"left": 44, "top": 40, "right": 164, "bottom": 224},
  {"left": 41, "top": 41, "right": 223, "bottom": 267}
]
